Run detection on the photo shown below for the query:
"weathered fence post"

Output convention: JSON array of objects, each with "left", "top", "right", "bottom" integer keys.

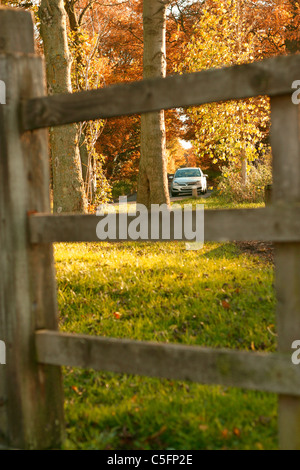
[
  {"left": 264, "top": 184, "right": 273, "bottom": 206},
  {"left": 0, "top": 7, "right": 64, "bottom": 449},
  {"left": 270, "top": 96, "right": 300, "bottom": 449}
]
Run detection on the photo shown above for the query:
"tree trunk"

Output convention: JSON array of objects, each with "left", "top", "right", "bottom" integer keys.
[
  {"left": 241, "top": 155, "right": 247, "bottom": 185},
  {"left": 137, "top": 0, "right": 170, "bottom": 209},
  {"left": 39, "top": 0, "right": 87, "bottom": 213},
  {"left": 79, "top": 129, "right": 96, "bottom": 201},
  {"left": 236, "top": 0, "right": 248, "bottom": 187}
]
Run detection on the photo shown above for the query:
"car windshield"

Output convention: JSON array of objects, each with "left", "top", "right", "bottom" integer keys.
[{"left": 175, "top": 169, "right": 201, "bottom": 178}]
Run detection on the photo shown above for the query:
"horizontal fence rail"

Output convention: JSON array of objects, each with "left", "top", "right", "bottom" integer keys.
[
  {"left": 22, "top": 54, "right": 300, "bottom": 131},
  {"left": 29, "top": 205, "right": 300, "bottom": 243},
  {"left": 35, "top": 330, "right": 300, "bottom": 397}
]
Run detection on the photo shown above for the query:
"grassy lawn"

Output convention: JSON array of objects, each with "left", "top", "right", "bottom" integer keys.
[
  {"left": 54, "top": 194, "right": 277, "bottom": 450},
  {"left": 173, "top": 194, "right": 265, "bottom": 210}
]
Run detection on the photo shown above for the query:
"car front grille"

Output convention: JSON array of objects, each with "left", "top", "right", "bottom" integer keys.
[{"left": 174, "top": 187, "right": 203, "bottom": 195}]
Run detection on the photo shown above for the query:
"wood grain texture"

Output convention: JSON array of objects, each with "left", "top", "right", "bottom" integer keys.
[
  {"left": 271, "top": 96, "right": 300, "bottom": 450},
  {"left": 35, "top": 330, "right": 300, "bottom": 396},
  {"left": 0, "top": 90, "right": 8, "bottom": 447},
  {"left": 22, "top": 54, "right": 300, "bottom": 131},
  {"left": 28, "top": 205, "right": 300, "bottom": 243},
  {"left": 0, "top": 49, "right": 64, "bottom": 449},
  {"left": 0, "top": 6, "right": 35, "bottom": 54}
]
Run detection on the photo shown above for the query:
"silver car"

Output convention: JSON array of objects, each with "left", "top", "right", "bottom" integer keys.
[{"left": 170, "top": 167, "right": 207, "bottom": 197}]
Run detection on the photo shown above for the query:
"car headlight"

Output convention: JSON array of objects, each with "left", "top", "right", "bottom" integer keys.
[{"left": 173, "top": 182, "right": 180, "bottom": 187}]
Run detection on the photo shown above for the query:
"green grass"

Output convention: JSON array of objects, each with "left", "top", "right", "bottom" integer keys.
[
  {"left": 172, "top": 194, "right": 265, "bottom": 210},
  {"left": 55, "top": 193, "right": 277, "bottom": 450}
]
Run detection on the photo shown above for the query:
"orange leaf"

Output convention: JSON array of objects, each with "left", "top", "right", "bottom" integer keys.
[
  {"left": 233, "top": 427, "right": 241, "bottom": 437},
  {"left": 221, "top": 429, "right": 229, "bottom": 439},
  {"left": 114, "top": 312, "right": 121, "bottom": 319},
  {"left": 221, "top": 300, "right": 230, "bottom": 309}
]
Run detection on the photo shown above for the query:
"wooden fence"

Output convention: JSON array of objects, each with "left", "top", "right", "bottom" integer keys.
[{"left": 1, "top": 7, "right": 300, "bottom": 450}]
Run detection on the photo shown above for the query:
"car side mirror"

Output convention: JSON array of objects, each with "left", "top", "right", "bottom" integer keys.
[{"left": 204, "top": 174, "right": 208, "bottom": 178}]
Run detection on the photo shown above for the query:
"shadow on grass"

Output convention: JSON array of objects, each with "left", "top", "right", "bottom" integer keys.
[{"left": 198, "top": 243, "right": 240, "bottom": 260}]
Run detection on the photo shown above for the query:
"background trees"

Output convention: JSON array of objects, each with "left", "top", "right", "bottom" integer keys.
[
  {"left": 2, "top": 0, "right": 300, "bottom": 203},
  {"left": 180, "top": 0, "right": 271, "bottom": 185}
]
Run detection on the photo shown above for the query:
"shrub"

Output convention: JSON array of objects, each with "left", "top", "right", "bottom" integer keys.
[
  {"left": 217, "top": 157, "right": 272, "bottom": 203},
  {"left": 111, "top": 180, "right": 137, "bottom": 200}
]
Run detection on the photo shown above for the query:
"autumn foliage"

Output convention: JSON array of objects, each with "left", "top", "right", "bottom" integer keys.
[{"left": 8, "top": 0, "right": 300, "bottom": 195}]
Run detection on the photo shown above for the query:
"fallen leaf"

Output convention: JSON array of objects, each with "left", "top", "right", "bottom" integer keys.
[
  {"left": 221, "top": 300, "right": 231, "bottom": 309},
  {"left": 233, "top": 427, "right": 241, "bottom": 437},
  {"left": 114, "top": 312, "right": 121, "bottom": 319},
  {"left": 199, "top": 424, "right": 208, "bottom": 432},
  {"left": 221, "top": 429, "right": 229, "bottom": 439}
]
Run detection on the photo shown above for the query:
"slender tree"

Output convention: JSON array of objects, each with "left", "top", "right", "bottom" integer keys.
[
  {"left": 39, "top": 0, "right": 87, "bottom": 213},
  {"left": 181, "top": 0, "right": 270, "bottom": 184},
  {"left": 137, "top": 0, "right": 170, "bottom": 209}
]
